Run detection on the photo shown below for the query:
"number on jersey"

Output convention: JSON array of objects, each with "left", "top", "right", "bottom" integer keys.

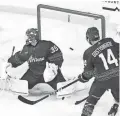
[
  {"left": 99, "top": 49, "right": 118, "bottom": 70},
  {"left": 50, "top": 45, "right": 58, "bottom": 53}
]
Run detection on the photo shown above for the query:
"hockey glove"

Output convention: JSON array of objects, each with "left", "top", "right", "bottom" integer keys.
[
  {"left": 78, "top": 74, "right": 89, "bottom": 83},
  {"left": 43, "top": 62, "right": 58, "bottom": 82}
]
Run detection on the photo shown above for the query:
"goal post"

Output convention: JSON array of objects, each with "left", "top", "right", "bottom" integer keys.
[{"left": 37, "top": 4, "right": 106, "bottom": 79}]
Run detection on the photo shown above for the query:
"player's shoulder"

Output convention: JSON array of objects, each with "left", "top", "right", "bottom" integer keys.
[
  {"left": 36, "top": 40, "right": 50, "bottom": 48},
  {"left": 39, "top": 40, "right": 49, "bottom": 44},
  {"left": 104, "top": 37, "right": 113, "bottom": 40},
  {"left": 83, "top": 38, "right": 116, "bottom": 59},
  {"left": 99, "top": 37, "right": 118, "bottom": 46},
  {"left": 92, "top": 37, "right": 114, "bottom": 50},
  {"left": 39, "top": 40, "right": 55, "bottom": 45},
  {"left": 23, "top": 44, "right": 30, "bottom": 50},
  {"left": 38, "top": 40, "right": 58, "bottom": 51},
  {"left": 83, "top": 46, "right": 93, "bottom": 59},
  {"left": 22, "top": 44, "right": 34, "bottom": 53},
  {"left": 106, "top": 37, "right": 119, "bottom": 45},
  {"left": 101, "top": 37, "right": 114, "bottom": 42}
]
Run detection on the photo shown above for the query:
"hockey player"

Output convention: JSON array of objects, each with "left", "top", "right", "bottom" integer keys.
[
  {"left": 78, "top": 27, "right": 119, "bottom": 116},
  {"left": 7, "top": 28, "right": 66, "bottom": 94}
]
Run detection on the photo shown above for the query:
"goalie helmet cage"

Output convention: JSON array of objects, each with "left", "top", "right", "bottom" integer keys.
[{"left": 37, "top": 4, "right": 106, "bottom": 40}]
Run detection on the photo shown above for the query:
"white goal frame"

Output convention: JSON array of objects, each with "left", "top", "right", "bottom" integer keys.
[{"left": 37, "top": 4, "right": 106, "bottom": 40}]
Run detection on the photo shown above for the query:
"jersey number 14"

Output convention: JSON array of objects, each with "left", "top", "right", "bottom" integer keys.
[{"left": 99, "top": 49, "right": 118, "bottom": 70}]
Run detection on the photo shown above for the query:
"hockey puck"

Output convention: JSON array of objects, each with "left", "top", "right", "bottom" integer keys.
[
  {"left": 62, "top": 97, "right": 65, "bottom": 100},
  {"left": 69, "top": 47, "right": 74, "bottom": 51}
]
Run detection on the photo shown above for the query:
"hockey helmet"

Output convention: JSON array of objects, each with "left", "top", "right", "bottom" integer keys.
[
  {"left": 25, "top": 28, "right": 39, "bottom": 45},
  {"left": 86, "top": 27, "right": 100, "bottom": 45}
]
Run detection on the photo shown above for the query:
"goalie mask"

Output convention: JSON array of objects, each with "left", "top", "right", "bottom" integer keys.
[
  {"left": 25, "top": 28, "right": 39, "bottom": 46},
  {"left": 86, "top": 27, "right": 100, "bottom": 45}
]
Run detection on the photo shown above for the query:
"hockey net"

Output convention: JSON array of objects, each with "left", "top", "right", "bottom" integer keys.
[{"left": 37, "top": 4, "right": 106, "bottom": 80}]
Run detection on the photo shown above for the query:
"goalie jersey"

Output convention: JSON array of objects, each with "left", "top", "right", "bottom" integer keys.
[
  {"left": 82, "top": 38, "right": 119, "bottom": 81},
  {"left": 8, "top": 40, "right": 63, "bottom": 75}
]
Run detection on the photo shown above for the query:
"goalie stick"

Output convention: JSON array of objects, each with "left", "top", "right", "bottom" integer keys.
[
  {"left": 18, "top": 78, "right": 80, "bottom": 105},
  {"left": 5, "top": 46, "right": 15, "bottom": 78},
  {"left": 11, "top": 46, "right": 15, "bottom": 56}
]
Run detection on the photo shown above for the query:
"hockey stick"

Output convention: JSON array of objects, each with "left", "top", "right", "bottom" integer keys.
[
  {"left": 11, "top": 46, "right": 15, "bottom": 56},
  {"left": 18, "top": 78, "right": 80, "bottom": 105},
  {"left": 5, "top": 46, "right": 15, "bottom": 77},
  {"left": 75, "top": 96, "right": 88, "bottom": 105}
]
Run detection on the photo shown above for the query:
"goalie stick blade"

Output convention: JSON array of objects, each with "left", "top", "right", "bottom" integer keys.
[
  {"left": 18, "top": 95, "right": 49, "bottom": 105},
  {"left": 18, "top": 95, "right": 35, "bottom": 105}
]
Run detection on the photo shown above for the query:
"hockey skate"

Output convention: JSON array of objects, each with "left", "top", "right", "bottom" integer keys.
[{"left": 108, "top": 104, "right": 119, "bottom": 116}]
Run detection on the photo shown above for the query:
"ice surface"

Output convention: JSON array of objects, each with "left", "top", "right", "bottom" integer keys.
[{"left": 0, "top": 88, "right": 119, "bottom": 116}]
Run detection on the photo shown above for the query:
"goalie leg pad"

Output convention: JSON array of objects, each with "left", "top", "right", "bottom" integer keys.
[
  {"left": 0, "top": 78, "right": 28, "bottom": 96},
  {"left": 0, "top": 78, "right": 29, "bottom": 95},
  {"left": 9, "top": 78, "right": 28, "bottom": 95},
  {"left": 0, "top": 79, "right": 7, "bottom": 91},
  {"left": 29, "top": 83, "right": 54, "bottom": 96},
  {"left": 56, "top": 80, "right": 77, "bottom": 98}
]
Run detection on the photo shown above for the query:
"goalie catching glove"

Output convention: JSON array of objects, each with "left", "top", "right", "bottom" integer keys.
[
  {"left": 43, "top": 62, "right": 58, "bottom": 82},
  {"left": 0, "top": 61, "right": 28, "bottom": 95}
]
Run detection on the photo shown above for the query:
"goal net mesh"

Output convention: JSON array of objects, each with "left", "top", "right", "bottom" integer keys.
[{"left": 37, "top": 4, "right": 105, "bottom": 79}]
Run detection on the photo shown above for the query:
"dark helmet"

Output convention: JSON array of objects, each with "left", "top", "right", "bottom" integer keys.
[
  {"left": 86, "top": 27, "right": 100, "bottom": 45},
  {"left": 25, "top": 28, "right": 39, "bottom": 45}
]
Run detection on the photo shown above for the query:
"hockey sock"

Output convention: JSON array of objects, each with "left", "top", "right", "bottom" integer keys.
[{"left": 81, "top": 102, "right": 94, "bottom": 116}]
